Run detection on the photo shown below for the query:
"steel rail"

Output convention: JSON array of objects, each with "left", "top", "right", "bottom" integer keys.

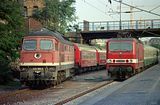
[{"left": 54, "top": 80, "right": 114, "bottom": 105}]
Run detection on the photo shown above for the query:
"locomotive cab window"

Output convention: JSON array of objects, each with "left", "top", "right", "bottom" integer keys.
[
  {"left": 23, "top": 40, "right": 37, "bottom": 50},
  {"left": 109, "top": 42, "right": 132, "bottom": 51},
  {"left": 40, "top": 40, "right": 53, "bottom": 50}
]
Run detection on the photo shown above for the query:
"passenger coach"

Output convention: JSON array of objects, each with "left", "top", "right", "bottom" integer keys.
[{"left": 74, "top": 43, "right": 97, "bottom": 74}]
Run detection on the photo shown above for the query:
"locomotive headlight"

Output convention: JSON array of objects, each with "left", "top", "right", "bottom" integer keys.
[
  {"left": 130, "top": 59, "right": 133, "bottom": 63},
  {"left": 107, "top": 59, "right": 112, "bottom": 63},
  {"left": 34, "top": 53, "right": 41, "bottom": 59},
  {"left": 34, "top": 71, "right": 41, "bottom": 74}
]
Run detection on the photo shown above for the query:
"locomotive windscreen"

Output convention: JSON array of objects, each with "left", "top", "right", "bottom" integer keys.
[
  {"left": 40, "top": 40, "right": 53, "bottom": 50},
  {"left": 109, "top": 42, "right": 132, "bottom": 51},
  {"left": 23, "top": 40, "right": 37, "bottom": 51}
]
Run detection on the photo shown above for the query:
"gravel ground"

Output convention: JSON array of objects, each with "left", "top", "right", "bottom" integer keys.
[
  {"left": 0, "top": 70, "right": 111, "bottom": 105},
  {"left": 64, "top": 81, "right": 121, "bottom": 105}
]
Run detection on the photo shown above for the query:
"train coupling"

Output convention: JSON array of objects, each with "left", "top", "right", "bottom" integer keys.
[{"left": 34, "top": 71, "right": 42, "bottom": 79}]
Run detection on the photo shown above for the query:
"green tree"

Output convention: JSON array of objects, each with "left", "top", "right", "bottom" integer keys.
[
  {"left": 0, "top": 0, "right": 24, "bottom": 84},
  {"left": 33, "top": 0, "right": 76, "bottom": 33}
]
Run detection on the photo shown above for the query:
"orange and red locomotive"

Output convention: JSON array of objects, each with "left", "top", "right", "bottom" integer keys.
[{"left": 20, "top": 29, "right": 74, "bottom": 86}]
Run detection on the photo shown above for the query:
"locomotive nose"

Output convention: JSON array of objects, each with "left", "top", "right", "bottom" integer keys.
[{"left": 20, "top": 52, "right": 53, "bottom": 64}]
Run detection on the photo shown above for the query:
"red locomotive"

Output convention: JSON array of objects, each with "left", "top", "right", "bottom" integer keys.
[
  {"left": 106, "top": 38, "right": 159, "bottom": 79},
  {"left": 106, "top": 38, "right": 144, "bottom": 79},
  {"left": 20, "top": 29, "right": 74, "bottom": 86},
  {"left": 19, "top": 28, "right": 106, "bottom": 87}
]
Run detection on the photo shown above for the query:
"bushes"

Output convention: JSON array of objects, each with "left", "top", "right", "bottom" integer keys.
[
  {"left": 0, "top": 63, "right": 12, "bottom": 84},
  {"left": 0, "top": 0, "right": 24, "bottom": 84}
]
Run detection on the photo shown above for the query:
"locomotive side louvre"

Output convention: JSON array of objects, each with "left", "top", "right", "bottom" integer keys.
[
  {"left": 19, "top": 29, "right": 74, "bottom": 87},
  {"left": 106, "top": 38, "right": 144, "bottom": 79}
]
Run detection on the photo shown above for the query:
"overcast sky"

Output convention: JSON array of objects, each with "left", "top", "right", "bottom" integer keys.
[{"left": 75, "top": 0, "right": 160, "bottom": 22}]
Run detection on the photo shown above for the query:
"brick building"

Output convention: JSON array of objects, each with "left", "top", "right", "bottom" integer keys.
[
  {"left": 19, "top": 0, "right": 45, "bottom": 32},
  {"left": 22, "top": 0, "right": 45, "bottom": 17}
]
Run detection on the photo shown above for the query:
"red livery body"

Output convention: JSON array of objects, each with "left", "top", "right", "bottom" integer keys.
[
  {"left": 106, "top": 38, "right": 144, "bottom": 79},
  {"left": 74, "top": 43, "right": 97, "bottom": 73},
  {"left": 20, "top": 29, "right": 74, "bottom": 87},
  {"left": 96, "top": 48, "right": 106, "bottom": 66}
]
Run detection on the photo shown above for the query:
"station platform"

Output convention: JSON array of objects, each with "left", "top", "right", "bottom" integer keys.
[{"left": 70, "top": 64, "right": 160, "bottom": 105}]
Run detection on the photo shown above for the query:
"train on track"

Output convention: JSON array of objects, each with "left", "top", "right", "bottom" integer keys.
[
  {"left": 19, "top": 28, "right": 159, "bottom": 87},
  {"left": 106, "top": 38, "right": 159, "bottom": 79},
  {"left": 19, "top": 28, "right": 106, "bottom": 87}
]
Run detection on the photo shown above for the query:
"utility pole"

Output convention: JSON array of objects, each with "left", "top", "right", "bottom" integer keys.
[{"left": 119, "top": 0, "right": 122, "bottom": 30}]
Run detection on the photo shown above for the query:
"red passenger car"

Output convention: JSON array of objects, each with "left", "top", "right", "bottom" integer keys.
[
  {"left": 20, "top": 28, "right": 74, "bottom": 87},
  {"left": 95, "top": 47, "right": 106, "bottom": 69},
  {"left": 106, "top": 38, "right": 144, "bottom": 79},
  {"left": 74, "top": 43, "right": 97, "bottom": 73}
]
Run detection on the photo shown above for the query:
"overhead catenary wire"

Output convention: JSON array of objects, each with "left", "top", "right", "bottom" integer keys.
[
  {"left": 81, "top": 0, "right": 119, "bottom": 21},
  {"left": 82, "top": 0, "right": 106, "bottom": 15},
  {"left": 112, "top": 0, "right": 160, "bottom": 17},
  {"left": 149, "top": 5, "right": 160, "bottom": 12}
]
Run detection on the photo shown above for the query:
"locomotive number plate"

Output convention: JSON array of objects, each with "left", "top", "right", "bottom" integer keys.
[{"left": 116, "top": 60, "right": 125, "bottom": 62}]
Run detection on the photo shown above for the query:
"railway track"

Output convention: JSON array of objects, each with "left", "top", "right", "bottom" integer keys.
[
  {"left": 55, "top": 80, "right": 114, "bottom": 105},
  {"left": 0, "top": 70, "right": 115, "bottom": 105},
  {"left": 0, "top": 66, "right": 154, "bottom": 105},
  {"left": 0, "top": 80, "right": 114, "bottom": 105}
]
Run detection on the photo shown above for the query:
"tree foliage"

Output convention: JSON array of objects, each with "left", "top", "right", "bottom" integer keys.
[
  {"left": 33, "top": 0, "right": 76, "bottom": 33},
  {"left": 0, "top": 0, "right": 24, "bottom": 84}
]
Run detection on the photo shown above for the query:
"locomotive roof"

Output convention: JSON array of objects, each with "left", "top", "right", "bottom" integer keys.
[
  {"left": 108, "top": 38, "right": 143, "bottom": 43},
  {"left": 28, "top": 28, "right": 73, "bottom": 46},
  {"left": 109, "top": 38, "right": 136, "bottom": 41}
]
